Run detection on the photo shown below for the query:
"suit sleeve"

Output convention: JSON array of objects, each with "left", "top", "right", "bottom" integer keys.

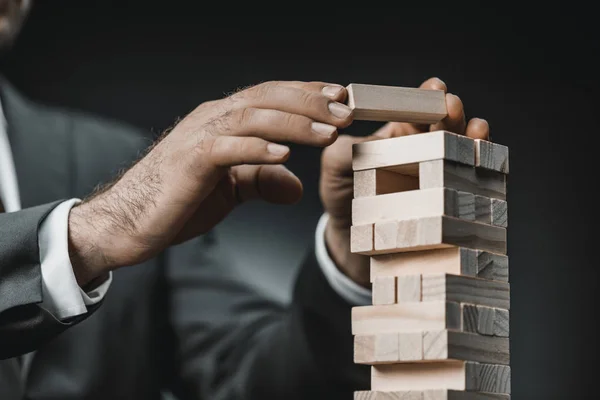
[
  {"left": 0, "top": 201, "right": 101, "bottom": 359},
  {"left": 164, "top": 232, "right": 370, "bottom": 400}
]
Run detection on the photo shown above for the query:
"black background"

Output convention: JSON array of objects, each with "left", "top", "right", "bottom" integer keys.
[{"left": 1, "top": 2, "right": 597, "bottom": 398}]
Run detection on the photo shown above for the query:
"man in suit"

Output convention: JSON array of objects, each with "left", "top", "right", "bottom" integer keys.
[{"left": 0, "top": 1, "right": 490, "bottom": 399}]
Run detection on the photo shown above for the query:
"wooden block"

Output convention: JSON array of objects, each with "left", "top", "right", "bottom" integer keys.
[
  {"left": 494, "top": 308, "right": 510, "bottom": 337},
  {"left": 396, "top": 275, "right": 421, "bottom": 302},
  {"left": 474, "top": 195, "right": 492, "bottom": 224},
  {"left": 398, "top": 332, "right": 423, "bottom": 361},
  {"left": 373, "top": 276, "right": 396, "bottom": 305},
  {"left": 352, "top": 131, "right": 474, "bottom": 171},
  {"left": 346, "top": 83, "right": 447, "bottom": 124},
  {"left": 419, "top": 160, "right": 507, "bottom": 200},
  {"left": 491, "top": 199, "right": 508, "bottom": 227},
  {"left": 351, "top": 224, "right": 373, "bottom": 253},
  {"left": 476, "top": 251, "right": 509, "bottom": 282},
  {"left": 476, "top": 305, "right": 496, "bottom": 335},
  {"left": 370, "top": 248, "right": 479, "bottom": 282},
  {"left": 354, "top": 169, "right": 420, "bottom": 198},
  {"left": 360, "top": 216, "right": 506, "bottom": 256},
  {"left": 352, "top": 188, "right": 460, "bottom": 226},
  {"left": 371, "top": 361, "right": 510, "bottom": 393},
  {"left": 456, "top": 191, "right": 475, "bottom": 221},
  {"left": 352, "top": 301, "right": 461, "bottom": 335},
  {"left": 475, "top": 139, "right": 509, "bottom": 174},
  {"left": 355, "top": 333, "right": 400, "bottom": 364},
  {"left": 421, "top": 273, "right": 510, "bottom": 309},
  {"left": 462, "top": 304, "right": 479, "bottom": 333},
  {"left": 422, "top": 330, "right": 510, "bottom": 365},
  {"left": 357, "top": 392, "right": 510, "bottom": 400}
]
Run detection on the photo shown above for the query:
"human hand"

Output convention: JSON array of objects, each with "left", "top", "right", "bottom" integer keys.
[
  {"left": 319, "top": 78, "right": 490, "bottom": 287},
  {"left": 68, "top": 81, "right": 353, "bottom": 285}
]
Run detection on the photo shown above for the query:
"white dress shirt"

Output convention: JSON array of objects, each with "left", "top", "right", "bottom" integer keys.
[{"left": 0, "top": 99, "right": 370, "bottom": 318}]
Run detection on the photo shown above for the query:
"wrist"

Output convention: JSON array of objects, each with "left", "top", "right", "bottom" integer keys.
[
  {"left": 67, "top": 201, "right": 122, "bottom": 286},
  {"left": 324, "top": 217, "right": 371, "bottom": 288}
]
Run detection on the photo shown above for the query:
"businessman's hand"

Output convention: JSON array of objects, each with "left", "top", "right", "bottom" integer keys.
[
  {"left": 68, "top": 81, "right": 353, "bottom": 285},
  {"left": 319, "top": 78, "right": 490, "bottom": 287}
]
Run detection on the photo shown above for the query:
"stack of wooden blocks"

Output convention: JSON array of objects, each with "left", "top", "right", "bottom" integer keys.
[{"left": 347, "top": 84, "right": 510, "bottom": 400}]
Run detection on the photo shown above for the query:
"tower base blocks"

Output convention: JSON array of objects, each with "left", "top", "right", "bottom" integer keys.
[{"left": 347, "top": 83, "right": 510, "bottom": 398}]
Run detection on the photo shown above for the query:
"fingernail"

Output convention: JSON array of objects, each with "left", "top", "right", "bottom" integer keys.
[
  {"left": 322, "top": 85, "right": 343, "bottom": 98},
  {"left": 328, "top": 102, "right": 352, "bottom": 119},
  {"left": 434, "top": 77, "right": 446, "bottom": 87},
  {"left": 311, "top": 122, "right": 337, "bottom": 137},
  {"left": 267, "top": 143, "right": 289, "bottom": 156}
]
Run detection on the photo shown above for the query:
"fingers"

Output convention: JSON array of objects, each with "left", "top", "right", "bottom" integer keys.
[
  {"left": 207, "top": 136, "right": 290, "bottom": 167},
  {"left": 430, "top": 93, "right": 467, "bottom": 134},
  {"left": 275, "top": 81, "right": 348, "bottom": 103},
  {"left": 228, "top": 81, "right": 353, "bottom": 129},
  {"left": 223, "top": 108, "right": 338, "bottom": 146},
  {"left": 465, "top": 117, "right": 490, "bottom": 140},
  {"left": 231, "top": 164, "right": 303, "bottom": 204}
]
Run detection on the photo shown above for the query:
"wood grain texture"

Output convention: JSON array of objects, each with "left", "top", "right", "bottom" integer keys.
[
  {"left": 351, "top": 224, "right": 374, "bottom": 253},
  {"left": 421, "top": 273, "right": 510, "bottom": 309},
  {"left": 352, "top": 188, "right": 458, "bottom": 226},
  {"left": 456, "top": 191, "right": 476, "bottom": 221},
  {"left": 354, "top": 334, "right": 375, "bottom": 364},
  {"left": 419, "top": 160, "right": 507, "bottom": 200},
  {"left": 475, "top": 139, "right": 509, "bottom": 174},
  {"left": 356, "top": 391, "right": 510, "bottom": 400},
  {"left": 361, "top": 216, "right": 506, "bottom": 256},
  {"left": 462, "top": 304, "right": 479, "bottom": 333},
  {"left": 422, "top": 330, "right": 510, "bottom": 365},
  {"left": 346, "top": 83, "right": 447, "bottom": 124},
  {"left": 354, "top": 333, "right": 400, "bottom": 364},
  {"left": 494, "top": 308, "right": 510, "bottom": 337},
  {"left": 474, "top": 195, "right": 492, "bottom": 224},
  {"left": 476, "top": 305, "right": 496, "bottom": 335},
  {"left": 476, "top": 251, "right": 509, "bottom": 282},
  {"left": 373, "top": 276, "right": 396, "bottom": 305},
  {"left": 354, "top": 169, "right": 420, "bottom": 198},
  {"left": 491, "top": 199, "right": 508, "bottom": 227},
  {"left": 398, "top": 332, "right": 423, "bottom": 361},
  {"left": 396, "top": 275, "right": 421, "bottom": 302},
  {"left": 352, "top": 131, "right": 474, "bottom": 171},
  {"left": 371, "top": 361, "right": 510, "bottom": 394},
  {"left": 351, "top": 301, "right": 461, "bottom": 335}
]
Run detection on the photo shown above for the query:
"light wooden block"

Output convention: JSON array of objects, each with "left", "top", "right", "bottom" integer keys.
[
  {"left": 346, "top": 83, "right": 447, "bottom": 124},
  {"left": 352, "top": 188, "right": 459, "bottom": 226},
  {"left": 396, "top": 275, "right": 421, "bottom": 302},
  {"left": 421, "top": 273, "right": 510, "bottom": 309},
  {"left": 476, "top": 305, "right": 496, "bottom": 335},
  {"left": 354, "top": 169, "right": 419, "bottom": 198},
  {"left": 474, "top": 195, "right": 492, "bottom": 224},
  {"left": 356, "top": 391, "right": 510, "bottom": 400},
  {"left": 355, "top": 333, "right": 400, "bottom": 364},
  {"left": 476, "top": 251, "right": 509, "bottom": 282},
  {"left": 373, "top": 276, "right": 396, "bottom": 305},
  {"left": 422, "top": 330, "right": 510, "bottom": 365},
  {"left": 371, "top": 361, "right": 510, "bottom": 393},
  {"left": 351, "top": 224, "right": 374, "bottom": 253},
  {"left": 354, "top": 335, "right": 376, "bottom": 364},
  {"left": 352, "top": 131, "right": 474, "bottom": 171},
  {"left": 398, "top": 332, "right": 423, "bottom": 361},
  {"left": 419, "top": 160, "right": 507, "bottom": 200},
  {"left": 494, "top": 308, "right": 510, "bottom": 337},
  {"left": 475, "top": 139, "right": 509, "bottom": 174},
  {"left": 370, "top": 248, "right": 479, "bottom": 282},
  {"left": 361, "top": 216, "right": 506, "bottom": 256},
  {"left": 456, "top": 191, "right": 475, "bottom": 221},
  {"left": 491, "top": 199, "right": 508, "bottom": 227},
  {"left": 352, "top": 301, "right": 461, "bottom": 335}
]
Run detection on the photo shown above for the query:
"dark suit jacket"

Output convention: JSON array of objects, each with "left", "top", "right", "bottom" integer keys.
[{"left": 0, "top": 78, "right": 369, "bottom": 399}]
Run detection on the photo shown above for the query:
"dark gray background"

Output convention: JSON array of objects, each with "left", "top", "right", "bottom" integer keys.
[{"left": 1, "top": 3, "right": 596, "bottom": 398}]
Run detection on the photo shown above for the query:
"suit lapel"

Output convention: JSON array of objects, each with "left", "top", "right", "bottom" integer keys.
[{"left": 0, "top": 77, "right": 71, "bottom": 208}]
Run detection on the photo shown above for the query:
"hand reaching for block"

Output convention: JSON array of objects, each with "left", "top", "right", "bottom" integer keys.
[{"left": 319, "top": 77, "right": 490, "bottom": 287}]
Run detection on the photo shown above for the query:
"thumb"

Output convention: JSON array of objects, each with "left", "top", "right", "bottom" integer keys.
[{"left": 231, "top": 164, "right": 303, "bottom": 205}]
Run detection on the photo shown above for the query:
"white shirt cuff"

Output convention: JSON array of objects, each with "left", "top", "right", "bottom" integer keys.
[
  {"left": 315, "top": 213, "right": 372, "bottom": 306},
  {"left": 38, "top": 198, "right": 112, "bottom": 320}
]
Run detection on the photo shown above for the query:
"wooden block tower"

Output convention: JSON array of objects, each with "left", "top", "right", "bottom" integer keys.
[{"left": 348, "top": 84, "right": 510, "bottom": 400}]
